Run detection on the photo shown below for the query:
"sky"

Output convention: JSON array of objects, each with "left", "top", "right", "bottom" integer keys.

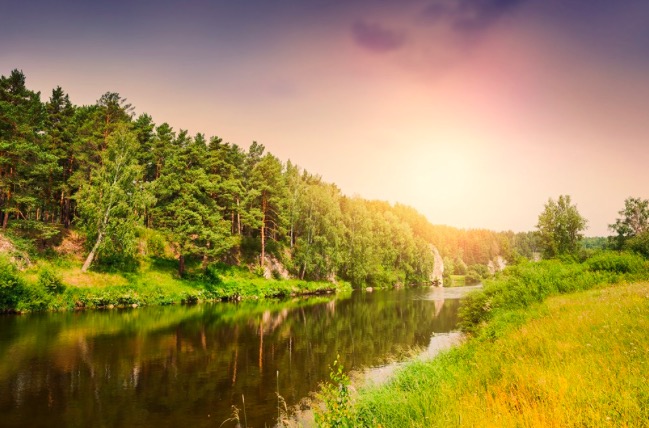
[{"left": 2, "top": 0, "right": 648, "bottom": 236}]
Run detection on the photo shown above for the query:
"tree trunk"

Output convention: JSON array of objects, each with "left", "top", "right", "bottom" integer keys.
[
  {"left": 64, "top": 198, "right": 71, "bottom": 228},
  {"left": 179, "top": 254, "right": 185, "bottom": 277},
  {"left": 2, "top": 190, "right": 11, "bottom": 229},
  {"left": 201, "top": 242, "right": 210, "bottom": 269},
  {"left": 260, "top": 195, "right": 267, "bottom": 267},
  {"left": 236, "top": 197, "right": 241, "bottom": 235},
  {"left": 82, "top": 231, "right": 103, "bottom": 272}
]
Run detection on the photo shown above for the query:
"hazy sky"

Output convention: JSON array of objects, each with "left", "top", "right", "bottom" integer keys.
[{"left": 2, "top": 0, "right": 648, "bottom": 236}]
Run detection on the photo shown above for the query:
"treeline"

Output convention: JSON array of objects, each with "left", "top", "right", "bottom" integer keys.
[
  {"left": 0, "top": 69, "right": 439, "bottom": 286},
  {"left": 391, "top": 204, "right": 541, "bottom": 272}
]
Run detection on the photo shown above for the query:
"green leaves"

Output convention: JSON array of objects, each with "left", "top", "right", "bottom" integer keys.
[
  {"left": 0, "top": 68, "right": 493, "bottom": 288},
  {"left": 609, "top": 197, "right": 649, "bottom": 251},
  {"left": 536, "top": 195, "right": 587, "bottom": 258},
  {"left": 153, "top": 132, "right": 232, "bottom": 275},
  {"left": 77, "top": 127, "right": 147, "bottom": 270}
]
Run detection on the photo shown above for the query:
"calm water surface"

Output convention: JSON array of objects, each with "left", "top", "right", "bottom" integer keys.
[{"left": 0, "top": 287, "right": 470, "bottom": 427}]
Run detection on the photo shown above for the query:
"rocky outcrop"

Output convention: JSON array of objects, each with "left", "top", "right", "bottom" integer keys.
[
  {"left": 487, "top": 256, "right": 507, "bottom": 275},
  {"left": 429, "top": 244, "right": 444, "bottom": 287},
  {"left": 261, "top": 255, "right": 290, "bottom": 280}
]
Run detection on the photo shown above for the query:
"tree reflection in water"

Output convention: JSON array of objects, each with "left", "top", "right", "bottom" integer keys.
[{"left": 0, "top": 287, "right": 461, "bottom": 428}]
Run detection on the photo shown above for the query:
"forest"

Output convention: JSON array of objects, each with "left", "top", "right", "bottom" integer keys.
[{"left": 1, "top": 69, "right": 533, "bottom": 288}]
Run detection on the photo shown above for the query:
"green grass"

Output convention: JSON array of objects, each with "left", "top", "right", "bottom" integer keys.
[
  {"left": 345, "top": 282, "right": 649, "bottom": 427},
  {"left": 1, "top": 254, "right": 351, "bottom": 312},
  {"left": 314, "top": 253, "right": 649, "bottom": 427},
  {"left": 459, "top": 254, "right": 649, "bottom": 334},
  {"left": 447, "top": 275, "right": 466, "bottom": 287}
]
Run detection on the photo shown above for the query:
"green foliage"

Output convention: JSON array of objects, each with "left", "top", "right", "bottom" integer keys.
[
  {"left": 536, "top": 195, "right": 588, "bottom": 258},
  {"left": 585, "top": 251, "right": 645, "bottom": 274},
  {"left": 0, "top": 69, "right": 512, "bottom": 295},
  {"left": 203, "top": 262, "right": 227, "bottom": 284},
  {"left": 581, "top": 236, "right": 608, "bottom": 250},
  {"left": 77, "top": 126, "right": 148, "bottom": 270},
  {"left": 609, "top": 197, "right": 649, "bottom": 248},
  {"left": 0, "top": 256, "right": 26, "bottom": 311},
  {"left": 145, "top": 231, "right": 166, "bottom": 257},
  {"left": 626, "top": 230, "right": 649, "bottom": 258},
  {"left": 351, "top": 283, "right": 649, "bottom": 427},
  {"left": 153, "top": 131, "right": 233, "bottom": 275},
  {"left": 37, "top": 267, "right": 66, "bottom": 294},
  {"left": 465, "top": 264, "right": 486, "bottom": 284},
  {"left": 315, "top": 356, "right": 355, "bottom": 428},
  {"left": 459, "top": 252, "right": 649, "bottom": 334},
  {"left": 453, "top": 257, "right": 468, "bottom": 275}
]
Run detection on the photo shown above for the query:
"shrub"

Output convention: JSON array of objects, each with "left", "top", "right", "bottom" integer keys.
[
  {"left": 0, "top": 256, "right": 26, "bottom": 311},
  {"left": 21, "top": 285, "right": 51, "bottom": 311},
  {"left": 204, "top": 262, "right": 228, "bottom": 284},
  {"left": 586, "top": 252, "right": 645, "bottom": 274},
  {"left": 38, "top": 267, "right": 66, "bottom": 294},
  {"left": 459, "top": 254, "right": 649, "bottom": 334},
  {"left": 253, "top": 265, "right": 265, "bottom": 278},
  {"left": 626, "top": 231, "right": 649, "bottom": 258},
  {"left": 146, "top": 232, "right": 166, "bottom": 257},
  {"left": 315, "top": 356, "right": 355, "bottom": 428}
]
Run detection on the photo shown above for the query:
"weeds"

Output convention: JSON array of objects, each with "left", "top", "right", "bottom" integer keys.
[{"left": 314, "top": 355, "right": 355, "bottom": 428}]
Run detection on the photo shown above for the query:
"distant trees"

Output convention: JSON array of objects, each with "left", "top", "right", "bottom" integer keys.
[
  {"left": 610, "top": 197, "right": 649, "bottom": 257},
  {"left": 536, "top": 195, "right": 587, "bottom": 258}
]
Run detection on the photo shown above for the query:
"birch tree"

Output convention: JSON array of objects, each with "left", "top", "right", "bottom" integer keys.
[{"left": 77, "top": 127, "right": 145, "bottom": 272}]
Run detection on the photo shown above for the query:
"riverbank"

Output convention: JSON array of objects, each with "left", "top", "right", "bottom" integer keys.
[
  {"left": 0, "top": 255, "right": 351, "bottom": 313},
  {"left": 320, "top": 255, "right": 649, "bottom": 427},
  {"left": 349, "top": 281, "right": 649, "bottom": 427}
]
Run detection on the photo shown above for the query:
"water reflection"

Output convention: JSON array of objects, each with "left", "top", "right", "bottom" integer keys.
[{"left": 0, "top": 287, "right": 462, "bottom": 428}]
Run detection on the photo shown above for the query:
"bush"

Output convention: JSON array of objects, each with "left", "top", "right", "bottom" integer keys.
[
  {"left": 21, "top": 285, "right": 52, "bottom": 311},
  {"left": 95, "top": 254, "right": 140, "bottom": 273},
  {"left": 146, "top": 232, "right": 166, "bottom": 257},
  {"left": 586, "top": 252, "right": 645, "bottom": 274},
  {"left": 38, "top": 267, "right": 66, "bottom": 294},
  {"left": 253, "top": 265, "right": 265, "bottom": 278},
  {"left": 204, "top": 262, "right": 227, "bottom": 284},
  {"left": 0, "top": 256, "right": 26, "bottom": 311},
  {"left": 626, "top": 231, "right": 649, "bottom": 258},
  {"left": 459, "top": 254, "right": 649, "bottom": 334},
  {"left": 315, "top": 356, "right": 355, "bottom": 427},
  {"left": 466, "top": 264, "right": 490, "bottom": 284}
]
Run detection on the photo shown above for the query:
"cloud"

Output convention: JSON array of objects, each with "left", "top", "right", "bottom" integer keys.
[
  {"left": 420, "top": 2, "right": 452, "bottom": 23},
  {"left": 420, "top": 0, "right": 526, "bottom": 31},
  {"left": 351, "top": 20, "right": 406, "bottom": 53}
]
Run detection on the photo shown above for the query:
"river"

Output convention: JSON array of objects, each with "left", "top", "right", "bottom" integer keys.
[{"left": 0, "top": 286, "right": 477, "bottom": 427}]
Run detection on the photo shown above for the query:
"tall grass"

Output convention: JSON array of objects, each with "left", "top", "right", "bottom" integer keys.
[
  {"left": 346, "top": 282, "right": 649, "bottom": 427},
  {"left": 459, "top": 252, "right": 649, "bottom": 334},
  {"left": 315, "top": 252, "right": 649, "bottom": 427}
]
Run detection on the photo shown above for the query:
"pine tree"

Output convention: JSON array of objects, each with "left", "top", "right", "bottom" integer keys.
[{"left": 153, "top": 132, "right": 232, "bottom": 275}]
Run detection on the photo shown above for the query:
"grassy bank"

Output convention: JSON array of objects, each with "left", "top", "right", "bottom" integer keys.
[
  {"left": 0, "top": 255, "right": 350, "bottom": 313},
  {"left": 349, "top": 282, "right": 649, "bottom": 427},
  {"left": 316, "top": 253, "right": 649, "bottom": 427}
]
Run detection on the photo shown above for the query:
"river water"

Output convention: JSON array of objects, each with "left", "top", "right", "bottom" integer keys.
[{"left": 0, "top": 286, "right": 476, "bottom": 427}]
